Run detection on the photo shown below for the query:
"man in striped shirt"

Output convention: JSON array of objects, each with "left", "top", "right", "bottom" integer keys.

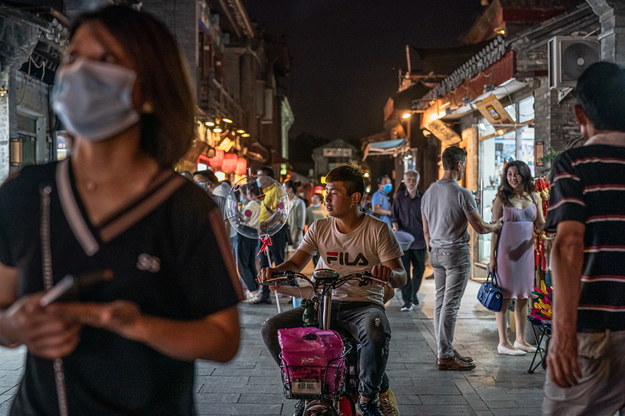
[{"left": 543, "top": 61, "right": 625, "bottom": 415}]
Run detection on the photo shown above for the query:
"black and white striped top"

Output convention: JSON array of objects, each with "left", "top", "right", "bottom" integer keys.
[{"left": 546, "top": 143, "right": 625, "bottom": 331}]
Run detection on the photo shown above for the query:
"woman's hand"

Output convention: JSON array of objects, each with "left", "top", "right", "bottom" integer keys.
[
  {"left": 488, "top": 260, "right": 497, "bottom": 273},
  {"left": 50, "top": 301, "right": 240, "bottom": 362},
  {"left": 47, "top": 300, "right": 142, "bottom": 341},
  {"left": 1, "top": 294, "right": 81, "bottom": 359}
]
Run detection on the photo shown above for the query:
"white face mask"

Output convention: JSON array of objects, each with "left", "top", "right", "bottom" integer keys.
[{"left": 52, "top": 58, "right": 140, "bottom": 141}]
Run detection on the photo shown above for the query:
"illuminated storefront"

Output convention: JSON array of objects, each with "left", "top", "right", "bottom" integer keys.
[{"left": 477, "top": 95, "right": 535, "bottom": 265}]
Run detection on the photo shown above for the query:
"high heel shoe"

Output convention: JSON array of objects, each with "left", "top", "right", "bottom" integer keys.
[
  {"left": 497, "top": 344, "right": 526, "bottom": 356},
  {"left": 513, "top": 341, "right": 537, "bottom": 353}
]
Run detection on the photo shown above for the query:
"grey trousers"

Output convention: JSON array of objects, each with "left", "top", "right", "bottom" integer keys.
[
  {"left": 430, "top": 246, "right": 471, "bottom": 359},
  {"left": 542, "top": 329, "right": 625, "bottom": 415}
]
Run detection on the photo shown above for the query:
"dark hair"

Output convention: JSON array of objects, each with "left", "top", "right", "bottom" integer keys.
[
  {"left": 193, "top": 170, "right": 219, "bottom": 185},
  {"left": 312, "top": 192, "right": 324, "bottom": 203},
  {"left": 70, "top": 5, "right": 195, "bottom": 167},
  {"left": 325, "top": 165, "right": 365, "bottom": 198},
  {"left": 376, "top": 175, "right": 390, "bottom": 185},
  {"left": 247, "top": 183, "right": 261, "bottom": 196},
  {"left": 576, "top": 61, "right": 625, "bottom": 132},
  {"left": 258, "top": 166, "right": 275, "bottom": 178},
  {"left": 496, "top": 160, "right": 535, "bottom": 206},
  {"left": 241, "top": 182, "right": 261, "bottom": 196},
  {"left": 442, "top": 146, "right": 467, "bottom": 170},
  {"left": 284, "top": 180, "right": 300, "bottom": 192}
]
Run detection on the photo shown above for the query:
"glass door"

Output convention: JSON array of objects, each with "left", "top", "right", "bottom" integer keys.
[
  {"left": 478, "top": 131, "right": 516, "bottom": 264},
  {"left": 477, "top": 96, "right": 535, "bottom": 265}
]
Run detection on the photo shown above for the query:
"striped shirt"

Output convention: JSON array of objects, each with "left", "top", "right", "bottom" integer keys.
[{"left": 546, "top": 143, "right": 625, "bottom": 331}]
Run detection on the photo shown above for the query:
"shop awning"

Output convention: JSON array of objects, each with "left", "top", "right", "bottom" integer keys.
[{"left": 362, "top": 138, "right": 409, "bottom": 160}]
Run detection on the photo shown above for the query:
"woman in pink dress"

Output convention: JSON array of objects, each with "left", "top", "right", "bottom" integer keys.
[{"left": 489, "top": 161, "right": 545, "bottom": 356}]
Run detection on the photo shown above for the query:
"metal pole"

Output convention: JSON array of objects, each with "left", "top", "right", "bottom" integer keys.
[{"left": 264, "top": 248, "right": 281, "bottom": 313}]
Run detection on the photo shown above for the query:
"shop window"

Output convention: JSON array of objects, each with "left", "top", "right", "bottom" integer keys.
[
  {"left": 18, "top": 134, "right": 36, "bottom": 166},
  {"left": 56, "top": 134, "right": 69, "bottom": 160},
  {"left": 505, "top": 104, "right": 517, "bottom": 122},
  {"left": 15, "top": 114, "right": 37, "bottom": 166},
  {"left": 519, "top": 96, "right": 534, "bottom": 123}
]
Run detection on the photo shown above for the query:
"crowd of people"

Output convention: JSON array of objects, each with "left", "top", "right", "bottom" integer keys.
[{"left": 0, "top": 4, "right": 623, "bottom": 416}]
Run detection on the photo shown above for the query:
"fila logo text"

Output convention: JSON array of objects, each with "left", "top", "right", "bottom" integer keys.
[{"left": 326, "top": 252, "right": 369, "bottom": 266}]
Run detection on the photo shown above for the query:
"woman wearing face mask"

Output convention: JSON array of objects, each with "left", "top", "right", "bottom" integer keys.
[
  {"left": 283, "top": 180, "right": 306, "bottom": 307},
  {"left": 284, "top": 180, "right": 306, "bottom": 252},
  {"left": 305, "top": 193, "right": 328, "bottom": 269},
  {"left": 0, "top": 6, "right": 241, "bottom": 415},
  {"left": 237, "top": 183, "right": 262, "bottom": 301},
  {"left": 489, "top": 161, "right": 545, "bottom": 356},
  {"left": 306, "top": 193, "right": 328, "bottom": 228}
]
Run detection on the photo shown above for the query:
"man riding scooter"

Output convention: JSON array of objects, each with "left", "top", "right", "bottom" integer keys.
[{"left": 259, "top": 165, "right": 406, "bottom": 416}]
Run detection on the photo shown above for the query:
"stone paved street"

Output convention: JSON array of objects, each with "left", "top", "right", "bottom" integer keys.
[{"left": 0, "top": 273, "right": 547, "bottom": 415}]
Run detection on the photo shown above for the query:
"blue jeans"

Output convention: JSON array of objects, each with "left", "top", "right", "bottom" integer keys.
[
  {"left": 430, "top": 246, "right": 471, "bottom": 359},
  {"left": 261, "top": 301, "right": 391, "bottom": 399}
]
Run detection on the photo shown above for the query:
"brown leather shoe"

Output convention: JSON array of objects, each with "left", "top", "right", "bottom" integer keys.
[
  {"left": 454, "top": 349, "right": 473, "bottom": 363},
  {"left": 437, "top": 356, "right": 476, "bottom": 371}
]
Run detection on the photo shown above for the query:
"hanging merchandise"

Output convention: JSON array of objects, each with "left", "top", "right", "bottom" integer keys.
[
  {"left": 531, "top": 280, "right": 553, "bottom": 321},
  {"left": 235, "top": 157, "right": 248, "bottom": 175},
  {"left": 208, "top": 148, "right": 224, "bottom": 169},
  {"left": 534, "top": 177, "right": 552, "bottom": 271},
  {"left": 221, "top": 152, "right": 238, "bottom": 173}
]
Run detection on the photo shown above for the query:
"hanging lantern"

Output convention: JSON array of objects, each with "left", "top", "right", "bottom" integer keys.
[
  {"left": 221, "top": 152, "right": 238, "bottom": 173},
  {"left": 235, "top": 157, "right": 248, "bottom": 175},
  {"left": 208, "top": 148, "right": 224, "bottom": 169}
]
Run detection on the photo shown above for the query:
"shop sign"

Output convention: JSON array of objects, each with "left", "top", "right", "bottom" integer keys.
[
  {"left": 323, "top": 148, "right": 352, "bottom": 157},
  {"left": 424, "top": 119, "right": 461, "bottom": 145},
  {"left": 475, "top": 95, "right": 514, "bottom": 126}
]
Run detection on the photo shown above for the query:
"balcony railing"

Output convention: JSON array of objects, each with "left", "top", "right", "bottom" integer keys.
[{"left": 199, "top": 76, "right": 244, "bottom": 123}]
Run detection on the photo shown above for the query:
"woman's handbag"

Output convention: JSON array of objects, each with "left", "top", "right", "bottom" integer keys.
[{"left": 477, "top": 271, "right": 503, "bottom": 312}]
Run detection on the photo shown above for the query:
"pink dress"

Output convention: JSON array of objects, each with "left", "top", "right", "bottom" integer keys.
[{"left": 496, "top": 204, "right": 536, "bottom": 299}]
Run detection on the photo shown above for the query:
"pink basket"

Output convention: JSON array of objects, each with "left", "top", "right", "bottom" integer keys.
[{"left": 278, "top": 327, "right": 346, "bottom": 396}]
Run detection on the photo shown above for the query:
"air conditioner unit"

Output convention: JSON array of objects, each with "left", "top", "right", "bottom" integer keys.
[{"left": 548, "top": 36, "right": 599, "bottom": 89}]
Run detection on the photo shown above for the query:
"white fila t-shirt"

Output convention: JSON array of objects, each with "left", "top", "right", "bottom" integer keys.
[{"left": 299, "top": 214, "right": 403, "bottom": 305}]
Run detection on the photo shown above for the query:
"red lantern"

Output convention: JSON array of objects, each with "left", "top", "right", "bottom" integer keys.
[
  {"left": 197, "top": 154, "right": 212, "bottom": 165},
  {"left": 235, "top": 157, "right": 248, "bottom": 175},
  {"left": 208, "top": 149, "right": 224, "bottom": 169},
  {"left": 221, "top": 152, "right": 238, "bottom": 173}
]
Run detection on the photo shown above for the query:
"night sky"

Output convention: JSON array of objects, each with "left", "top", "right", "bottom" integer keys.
[{"left": 244, "top": 1, "right": 485, "bottom": 140}]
